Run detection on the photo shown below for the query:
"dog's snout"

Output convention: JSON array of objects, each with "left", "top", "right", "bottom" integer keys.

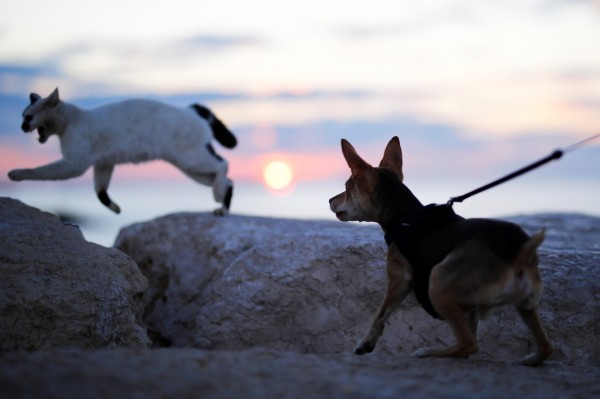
[
  {"left": 329, "top": 197, "right": 334, "bottom": 204},
  {"left": 25, "top": 115, "right": 33, "bottom": 122}
]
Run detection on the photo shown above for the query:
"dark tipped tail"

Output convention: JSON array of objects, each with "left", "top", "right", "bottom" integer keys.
[{"left": 191, "top": 104, "right": 237, "bottom": 149}]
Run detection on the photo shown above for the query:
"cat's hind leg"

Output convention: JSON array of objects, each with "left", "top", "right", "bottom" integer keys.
[
  {"left": 170, "top": 144, "right": 233, "bottom": 216},
  {"left": 94, "top": 164, "right": 121, "bottom": 213}
]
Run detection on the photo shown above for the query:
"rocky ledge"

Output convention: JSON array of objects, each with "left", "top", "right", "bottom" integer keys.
[
  {"left": 0, "top": 197, "right": 598, "bottom": 399},
  {"left": 0, "top": 198, "right": 148, "bottom": 351}
]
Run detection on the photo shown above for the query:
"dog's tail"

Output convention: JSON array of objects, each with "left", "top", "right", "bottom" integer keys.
[{"left": 191, "top": 104, "right": 237, "bottom": 149}]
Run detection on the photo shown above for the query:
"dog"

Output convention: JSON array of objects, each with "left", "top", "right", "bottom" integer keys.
[
  {"left": 8, "top": 88, "right": 237, "bottom": 215},
  {"left": 329, "top": 136, "right": 553, "bottom": 366}
]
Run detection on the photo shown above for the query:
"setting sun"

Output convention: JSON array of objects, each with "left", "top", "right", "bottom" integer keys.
[{"left": 263, "top": 161, "right": 294, "bottom": 191}]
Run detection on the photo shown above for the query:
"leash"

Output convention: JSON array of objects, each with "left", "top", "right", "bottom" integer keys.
[{"left": 447, "top": 133, "right": 600, "bottom": 206}]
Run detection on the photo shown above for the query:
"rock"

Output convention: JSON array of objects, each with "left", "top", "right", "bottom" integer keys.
[
  {"left": 0, "top": 197, "right": 150, "bottom": 350},
  {"left": 1, "top": 202, "right": 599, "bottom": 398},
  {"left": 1, "top": 348, "right": 599, "bottom": 399},
  {"left": 115, "top": 214, "right": 387, "bottom": 352},
  {"left": 115, "top": 212, "right": 600, "bottom": 366}
]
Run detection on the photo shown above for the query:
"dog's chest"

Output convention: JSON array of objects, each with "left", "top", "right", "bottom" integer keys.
[{"left": 385, "top": 204, "right": 464, "bottom": 319}]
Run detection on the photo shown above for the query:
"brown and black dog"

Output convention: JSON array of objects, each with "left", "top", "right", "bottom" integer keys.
[{"left": 329, "top": 136, "right": 552, "bottom": 366}]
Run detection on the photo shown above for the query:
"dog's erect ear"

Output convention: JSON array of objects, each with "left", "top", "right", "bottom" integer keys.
[
  {"left": 46, "top": 87, "right": 60, "bottom": 108},
  {"left": 341, "top": 139, "right": 372, "bottom": 178},
  {"left": 29, "top": 93, "right": 41, "bottom": 104},
  {"left": 379, "top": 136, "right": 403, "bottom": 181}
]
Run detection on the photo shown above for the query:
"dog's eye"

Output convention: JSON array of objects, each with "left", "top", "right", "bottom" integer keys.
[{"left": 24, "top": 115, "right": 33, "bottom": 122}]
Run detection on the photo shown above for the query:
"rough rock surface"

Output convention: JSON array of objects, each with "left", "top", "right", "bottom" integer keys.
[
  {"left": 1, "top": 199, "right": 599, "bottom": 398},
  {"left": 0, "top": 197, "right": 149, "bottom": 350},
  {"left": 115, "top": 212, "right": 600, "bottom": 366},
  {"left": 1, "top": 348, "right": 598, "bottom": 399}
]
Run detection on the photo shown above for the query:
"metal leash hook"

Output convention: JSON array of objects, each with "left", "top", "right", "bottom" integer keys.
[{"left": 447, "top": 133, "right": 600, "bottom": 207}]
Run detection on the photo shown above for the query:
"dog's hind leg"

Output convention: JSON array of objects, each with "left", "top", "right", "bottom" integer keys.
[
  {"left": 414, "top": 261, "right": 479, "bottom": 359},
  {"left": 94, "top": 164, "right": 121, "bottom": 214},
  {"left": 467, "top": 309, "right": 479, "bottom": 338},
  {"left": 413, "top": 302, "right": 478, "bottom": 359},
  {"left": 355, "top": 244, "right": 413, "bottom": 355},
  {"left": 516, "top": 306, "right": 553, "bottom": 366},
  {"left": 514, "top": 230, "right": 552, "bottom": 366}
]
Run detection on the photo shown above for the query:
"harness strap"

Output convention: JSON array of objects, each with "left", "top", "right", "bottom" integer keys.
[{"left": 385, "top": 204, "right": 464, "bottom": 319}]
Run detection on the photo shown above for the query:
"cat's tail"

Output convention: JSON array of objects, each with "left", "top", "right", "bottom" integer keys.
[{"left": 191, "top": 104, "right": 237, "bottom": 149}]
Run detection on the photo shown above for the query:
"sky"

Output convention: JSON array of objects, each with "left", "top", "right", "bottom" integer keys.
[{"left": 0, "top": 0, "right": 599, "bottom": 240}]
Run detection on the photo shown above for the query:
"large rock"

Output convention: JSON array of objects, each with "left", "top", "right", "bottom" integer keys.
[
  {"left": 115, "top": 212, "right": 600, "bottom": 366},
  {"left": 0, "top": 198, "right": 150, "bottom": 350},
  {"left": 1, "top": 203, "right": 599, "bottom": 398}
]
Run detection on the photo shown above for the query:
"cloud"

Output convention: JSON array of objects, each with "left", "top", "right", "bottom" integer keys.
[
  {"left": 177, "top": 34, "right": 265, "bottom": 51},
  {"left": 334, "top": 1, "right": 473, "bottom": 40},
  {"left": 0, "top": 63, "right": 61, "bottom": 95},
  {"left": 539, "top": 0, "right": 600, "bottom": 14},
  {"left": 0, "top": 93, "right": 27, "bottom": 135},
  {"left": 0, "top": 65, "right": 41, "bottom": 77},
  {"left": 0, "top": 32, "right": 268, "bottom": 96},
  {"left": 558, "top": 69, "right": 600, "bottom": 83}
]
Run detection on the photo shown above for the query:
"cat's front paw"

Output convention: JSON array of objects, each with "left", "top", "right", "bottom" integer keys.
[
  {"left": 213, "top": 206, "right": 229, "bottom": 216},
  {"left": 8, "top": 169, "right": 27, "bottom": 181}
]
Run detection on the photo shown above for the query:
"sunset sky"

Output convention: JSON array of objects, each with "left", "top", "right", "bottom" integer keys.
[{"left": 0, "top": 0, "right": 599, "bottom": 239}]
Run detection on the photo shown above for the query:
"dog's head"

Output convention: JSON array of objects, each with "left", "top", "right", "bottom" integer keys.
[
  {"left": 329, "top": 136, "right": 405, "bottom": 223},
  {"left": 21, "top": 87, "right": 61, "bottom": 143}
]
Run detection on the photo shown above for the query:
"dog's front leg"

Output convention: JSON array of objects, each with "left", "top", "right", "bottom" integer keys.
[
  {"left": 355, "top": 244, "right": 412, "bottom": 355},
  {"left": 8, "top": 159, "right": 89, "bottom": 181}
]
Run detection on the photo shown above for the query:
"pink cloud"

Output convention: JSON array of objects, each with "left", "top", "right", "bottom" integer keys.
[
  {"left": 0, "top": 142, "right": 59, "bottom": 181},
  {"left": 0, "top": 140, "right": 350, "bottom": 186}
]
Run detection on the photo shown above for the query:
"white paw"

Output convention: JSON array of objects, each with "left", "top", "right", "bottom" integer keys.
[
  {"left": 213, "top": 207, "right": 229, "bottom": 216},
  {"left": 520, "top": 353, "right": 544, "bottom": 367},
  {"left": 413, "top": 348, "right": 430, "bottom": 358}
]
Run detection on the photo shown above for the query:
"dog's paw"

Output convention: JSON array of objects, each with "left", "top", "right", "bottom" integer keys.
[
  {"left": 413, "top": 348, "right": 431, "bottom": 358},
  {"left": 519, "top": 343, "right": 552, "bottom": 366},
  {"left": 414, "top": 345, "right": 477, "bottom": 359},
  {"left": 519, "top": 353, "right": 546, "bottom": 367},
  {"left": 354, "top": 341, "right": 375, "bottom": 355}
]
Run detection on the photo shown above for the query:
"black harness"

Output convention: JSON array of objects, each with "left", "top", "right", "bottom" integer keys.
[{"left": 384, "top": 204, "right": 464, "bottom": 319}]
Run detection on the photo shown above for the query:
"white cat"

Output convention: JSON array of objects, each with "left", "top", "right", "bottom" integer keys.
[{"left": 8, "top": 88, "right": 237, "bottom": 215}]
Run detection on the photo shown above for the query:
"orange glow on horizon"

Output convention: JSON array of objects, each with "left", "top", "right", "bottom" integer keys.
[{"left": 228, "top": 150, "right": 347, "bottom": 184}]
